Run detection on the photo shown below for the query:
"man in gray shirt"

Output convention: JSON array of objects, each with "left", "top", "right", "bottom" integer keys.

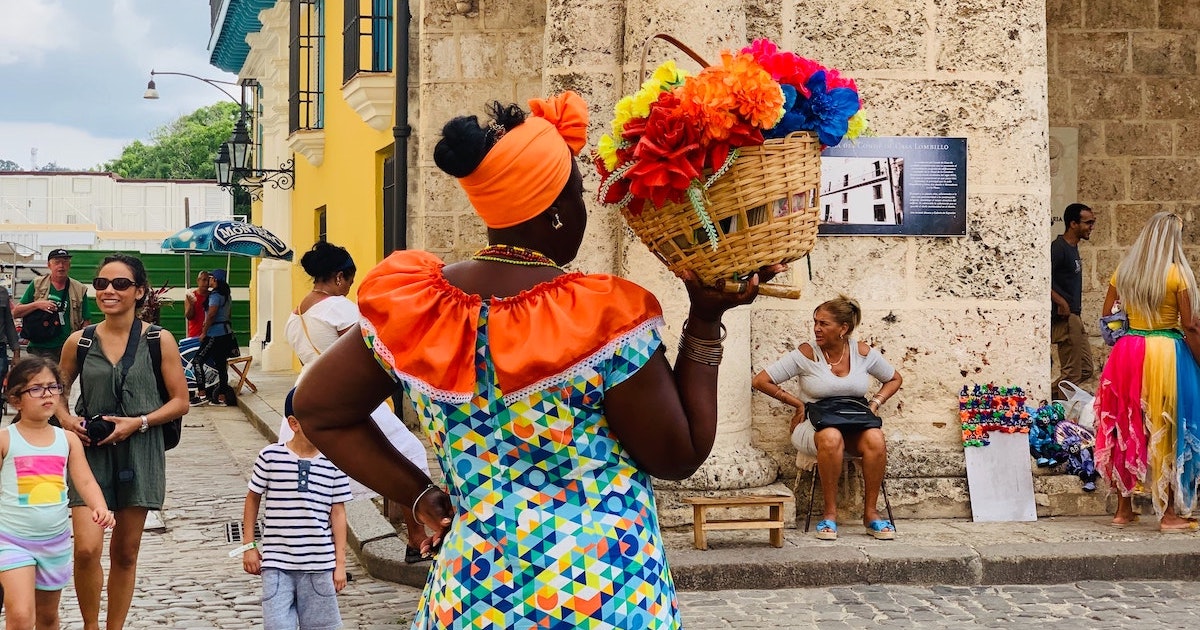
[{"left": 1050, "top": 203, "right": 1095, "bottom": 398}]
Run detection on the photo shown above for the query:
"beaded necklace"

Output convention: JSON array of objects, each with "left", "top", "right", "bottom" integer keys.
[{"left": 472, "top": 245, "right": 564, "bottom": 271}]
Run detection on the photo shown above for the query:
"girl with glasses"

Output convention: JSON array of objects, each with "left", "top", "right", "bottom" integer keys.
[
  {"left": 0, "top": 356, "right": 114, "bottom": 629},
  {"left": 54, "top": 253, "right": 191, "bottom": 629}
]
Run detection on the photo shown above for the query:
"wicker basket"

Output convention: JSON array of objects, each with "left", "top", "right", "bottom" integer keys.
[{"left": 620, "top": 34, "right": 822, "bottom": 299}]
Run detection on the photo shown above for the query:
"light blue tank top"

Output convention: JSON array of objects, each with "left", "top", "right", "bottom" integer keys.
[{"left": 0, "top": 425, "right": 69, "bottom": 538}]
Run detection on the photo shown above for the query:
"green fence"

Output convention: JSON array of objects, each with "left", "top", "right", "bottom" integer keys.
[{"left": 66, "top": 251, "right": 252, "bottom": 342}]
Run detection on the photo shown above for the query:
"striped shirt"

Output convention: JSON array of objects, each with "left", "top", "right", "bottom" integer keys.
[{"left": 248, "top": 443, "right": 352, "bottom": 572}]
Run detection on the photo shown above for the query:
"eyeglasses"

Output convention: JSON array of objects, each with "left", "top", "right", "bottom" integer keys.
[
  {"left": 21, "top": 384, "right": 64, "bottom": 398},
  {"left": 92, "top": 277, "right": 136, "bottom": 291}
]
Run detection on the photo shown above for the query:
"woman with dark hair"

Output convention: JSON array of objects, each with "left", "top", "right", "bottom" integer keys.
[
  {"left": 294, "top": 92, "right": 780, "bottom": 628},
  {"left": 195, "top": 268, "right": 238, "bottom": 406},
  {"left": 752, "top": 295, "right": 903, "bottom": 541},
  {"left": 283, "top": 240, "right": 434, "bottom": 563},
  {"left": 54, "top": 252, "right": 190, "bottom": 629}
]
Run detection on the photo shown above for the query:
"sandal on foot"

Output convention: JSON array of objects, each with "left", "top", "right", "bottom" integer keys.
[
  {"left": 1159, "top": 519, "right": 1199, "bottom": 533},
  {"left": 815, "top": 519, "right": 838, "bottom": 541},
  {"left": 866, "top": 519, "right": 896, "bottom": 540},
  {"left": 1109, "top": 515, "right": 1140, "bottom": 529}
]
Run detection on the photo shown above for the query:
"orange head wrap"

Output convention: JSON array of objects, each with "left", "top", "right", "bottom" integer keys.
[{"left": 459, "top": 91, "right": 588, "bottom": 229}]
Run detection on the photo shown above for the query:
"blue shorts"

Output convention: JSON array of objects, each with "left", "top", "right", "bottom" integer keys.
[
  {"left": 0, "top": 528, "right": 73, "bottom": 591},
  {"left": 261, "top": 568, "right": 342, "bottom": 630}
]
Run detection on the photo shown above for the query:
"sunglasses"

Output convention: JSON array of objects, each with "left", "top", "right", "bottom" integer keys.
[{"left": 92, "top": 277, "right": 137, "bottom": 291}]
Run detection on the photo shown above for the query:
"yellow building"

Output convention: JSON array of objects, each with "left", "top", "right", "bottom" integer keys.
[{"left": 209, "top": 0, "right": 404, "bottom": 370}]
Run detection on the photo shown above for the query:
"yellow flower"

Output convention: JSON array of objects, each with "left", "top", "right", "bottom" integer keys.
[
  {"left": 610, "top": 95, "right": 637, "bottom": 139},
  {"left": 846, "top": 111, "right": 869, "bottom": 139},
  {"left": 597, "top": 134, "right": 619, "bottom": 170},
  {"left": 649, "top": 60, "right": 689, "bottom": 90}
]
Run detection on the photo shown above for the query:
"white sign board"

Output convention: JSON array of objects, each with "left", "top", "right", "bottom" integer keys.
[{"left": 964, "top": 432, "right": 1037, "bottom": 522}]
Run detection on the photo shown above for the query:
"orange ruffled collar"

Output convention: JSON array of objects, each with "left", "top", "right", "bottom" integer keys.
[{"left": 357, "top": 251, "right": 663, "bottom": 403}]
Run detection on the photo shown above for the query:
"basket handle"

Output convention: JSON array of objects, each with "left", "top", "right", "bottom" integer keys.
[
  {"left": 640, "top": 33, "right": 711, "bottom": 80},
  {"left": 722, "top": 281, "right": 802, "bottom": 300}
]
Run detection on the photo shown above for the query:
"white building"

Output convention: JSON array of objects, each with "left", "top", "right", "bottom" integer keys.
[
  {"left": 0, "top": 172, "right": 233, "bottom": 255},
  {"left": 820, "top": 157, "right": 904, "bottom": 225}
]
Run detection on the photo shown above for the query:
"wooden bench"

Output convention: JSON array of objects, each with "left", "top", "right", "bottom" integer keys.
[
  {"left": 227, "top": 356, "right": 257, "bottom": 394},
  {"left": 682, "top": 494, "right": 794, "bottom": 550}
]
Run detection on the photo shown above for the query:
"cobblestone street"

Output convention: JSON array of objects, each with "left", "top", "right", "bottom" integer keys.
[
  {"left": 20, "top": 404, "right": 1200, "bottom": 628},
  {"left": 50, "top": 404, "right": 422, "bottom": 629}
]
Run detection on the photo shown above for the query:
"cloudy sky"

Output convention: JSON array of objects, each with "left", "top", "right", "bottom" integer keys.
[{"left": 0, "top": 0, "right": 239, "bottom": 170}]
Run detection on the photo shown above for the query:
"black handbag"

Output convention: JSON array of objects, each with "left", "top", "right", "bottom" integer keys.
[{"left": 805, "top": 396, "right": 883, "bottom": 431}]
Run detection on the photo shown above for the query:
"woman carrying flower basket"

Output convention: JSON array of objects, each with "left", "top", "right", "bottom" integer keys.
[{"left": 293, "top": 89, "right": 782, "bottom": 628}]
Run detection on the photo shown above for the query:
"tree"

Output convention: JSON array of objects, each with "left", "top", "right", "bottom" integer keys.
[
  {"left": 0, "top": 159, "right": 19, "bottom": 171},
  {"left": 104, "top": 101, "right": 241, "bottom": 180}
]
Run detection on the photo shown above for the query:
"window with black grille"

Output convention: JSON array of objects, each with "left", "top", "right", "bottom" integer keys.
[
  {"left": 290, "top": 0, "right": 325, "bottom": 133},
  {"left": 343, "top": 0, "right": 393, "bottom": 82}
]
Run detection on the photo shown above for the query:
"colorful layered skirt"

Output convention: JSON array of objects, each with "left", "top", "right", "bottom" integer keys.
[{"left": 1094, "top": 328, "right": 1200, "bottom": 517}]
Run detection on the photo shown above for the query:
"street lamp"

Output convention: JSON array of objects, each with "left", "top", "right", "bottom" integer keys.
[{"left": 144, "top": 70, "right": 294, "bottom": 199}]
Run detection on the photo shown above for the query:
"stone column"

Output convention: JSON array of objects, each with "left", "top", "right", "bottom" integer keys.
[{"left": 616, "top": 0, "right": 780, "bottom": 505}]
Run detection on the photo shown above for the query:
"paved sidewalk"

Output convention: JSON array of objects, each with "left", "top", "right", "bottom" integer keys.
[{"left": 238, "top": 365, "right": 1200, "bottom": 592}]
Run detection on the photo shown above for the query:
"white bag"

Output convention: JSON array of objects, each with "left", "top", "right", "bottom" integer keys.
[{"left": 1058, "top": 380, "right": 1096, "bottom": 431}]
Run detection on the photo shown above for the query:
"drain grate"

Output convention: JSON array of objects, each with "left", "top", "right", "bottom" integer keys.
[{"left": 225, "top": 520, "right": 264, "bottom": 543}]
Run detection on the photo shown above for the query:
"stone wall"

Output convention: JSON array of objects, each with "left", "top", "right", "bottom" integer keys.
[
  {"left": 746, "top": 0, "right": 1053, "bottom": 487},
  {"left": 1048, "top": 0, "right": 1200, "bottom": 369},
  {"left": 411, "top": 0, "right": 547, "bottom": 258}
]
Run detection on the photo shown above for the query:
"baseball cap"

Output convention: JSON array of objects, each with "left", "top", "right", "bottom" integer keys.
[
  {"left": 284, "top": 387, "right": 297, "bottom": 418},
  {"left": 210, "top": 269, "right": 228, "bottom": 283},
  {"left": 47, "top": 248, "right": 72, "bottom": 260}
]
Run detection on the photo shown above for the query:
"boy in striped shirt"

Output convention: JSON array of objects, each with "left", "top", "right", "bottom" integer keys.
[{"left": 242, "top": 388, "right": 353, "bottom": 629}]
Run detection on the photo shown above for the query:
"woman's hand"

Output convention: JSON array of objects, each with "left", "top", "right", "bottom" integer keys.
[
  {"left": 789, "top": 407, "right": 806, "bottom": 432},
  {"left": 67, "top": 415, "right": 90, "bottom": 445},
  {"left": 869, "top": 400, "right": 881, "bottom": 415},
  {"left": 96, "top": 415, "right": 141, "bottom": 446},
  {"left": 679, "top": 264, "right": 788, "bottom": 321}
]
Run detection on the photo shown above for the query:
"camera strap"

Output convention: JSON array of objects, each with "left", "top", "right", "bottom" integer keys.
[{"left": 76, "top": 320, "right": 144, "bottom": 418}]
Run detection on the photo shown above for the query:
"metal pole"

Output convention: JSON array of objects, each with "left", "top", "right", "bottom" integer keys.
[
  {"left": 183, "top": 197, "right": 191, "bottom": 290},
  {"left": 391, "top": 0, "right": 411, "bottom": 253}
]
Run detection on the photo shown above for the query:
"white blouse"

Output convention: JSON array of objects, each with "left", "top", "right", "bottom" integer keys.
[
  {"left": 283, "top": 296, "right": 359, "bottom": 367},
  {"left": 764, "top": 338, "right": 896, "bottom": 402}
]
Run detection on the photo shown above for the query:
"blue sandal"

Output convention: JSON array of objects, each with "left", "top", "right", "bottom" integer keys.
[
  {"left": 815, "top": 519, "right": 838, "bottom": 541},
  {"left": 867, "top": 519, "right": 895, "bottom": 540}
]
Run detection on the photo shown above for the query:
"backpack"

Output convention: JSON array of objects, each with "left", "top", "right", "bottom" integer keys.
[
  {"left": 20, "top": 308, "right": 64, "bottom": 344},
  {"left": 76, "top": 323, "right": 183, "bottom": 450}
]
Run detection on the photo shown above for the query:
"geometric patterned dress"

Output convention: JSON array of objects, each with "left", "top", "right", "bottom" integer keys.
[{"left": 357, "top": 250, "right": 681, "bottom": 629}]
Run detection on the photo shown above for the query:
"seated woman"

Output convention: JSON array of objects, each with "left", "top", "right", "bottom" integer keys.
[{"left": 752, "top": 295, "right": 902, "bottom": 541}]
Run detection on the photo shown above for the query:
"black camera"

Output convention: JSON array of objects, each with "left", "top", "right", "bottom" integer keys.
[{"left": 85, "top": 415, "right": 116, "bottom": 444}]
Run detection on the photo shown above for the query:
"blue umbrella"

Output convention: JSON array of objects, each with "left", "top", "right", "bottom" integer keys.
[{"left": 162, "top": 220, "right": 294, "bottom": 261}]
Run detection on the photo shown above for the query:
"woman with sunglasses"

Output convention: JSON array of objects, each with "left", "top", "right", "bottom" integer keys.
[{"left": 54, "top": 253, "right": 191, "bottom": 630}]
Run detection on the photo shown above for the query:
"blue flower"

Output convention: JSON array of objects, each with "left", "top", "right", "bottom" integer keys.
[{"left": 794, "top": 71, "right": 861, "bottom": 146}]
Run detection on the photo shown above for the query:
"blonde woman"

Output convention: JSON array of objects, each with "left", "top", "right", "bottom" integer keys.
[
  {"left": 1096, "top": 212, "right": 1200, "bottom": 531},
  {"left": 752, "top": 295, "right": 902, "bottom": 541}
]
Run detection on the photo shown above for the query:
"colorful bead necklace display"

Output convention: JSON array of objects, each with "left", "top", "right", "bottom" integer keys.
[
  {"left": 472, "top": 245, "right": 564, "bottom": 271},
  {"left": 959, "top": 384, "right": 1031, "bottom": 448}
]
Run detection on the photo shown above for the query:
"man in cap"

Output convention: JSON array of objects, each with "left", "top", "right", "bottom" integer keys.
[{"left": 13, "top": 248, "right": 91, "bottom": 361}]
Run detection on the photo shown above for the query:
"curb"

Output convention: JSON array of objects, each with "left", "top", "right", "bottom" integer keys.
[{"left": 665, "top": 539, "right": 1200, "bottom": 590}]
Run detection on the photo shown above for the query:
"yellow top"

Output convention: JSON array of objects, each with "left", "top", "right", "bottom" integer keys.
[{"left": 1111, "top": 264, "right": 1188, "bottom": 330}]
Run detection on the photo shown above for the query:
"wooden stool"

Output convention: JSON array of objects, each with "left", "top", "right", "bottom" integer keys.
[
  {"left": 682, "top": 495, "right": 794, "bottom": 550},
  {"left": 227, "top": 356, "right": 257, "bottom": 394}
]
